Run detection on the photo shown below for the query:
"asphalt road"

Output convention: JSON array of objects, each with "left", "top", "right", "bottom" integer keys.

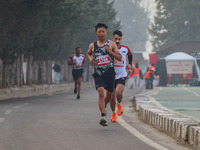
[{"left": 0, "top": 86, "right": 191, "bottom": 150}]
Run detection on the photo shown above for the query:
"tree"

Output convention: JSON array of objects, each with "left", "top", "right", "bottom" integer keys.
[
  {"left": 0, "top": 0, "right": 120, "bottom": 87},
  {"left": 149, "top": 0, "right": 200, "bottom": 51},
  {"left": 113, "top": 0, "right": 150, "bottom": 51}
]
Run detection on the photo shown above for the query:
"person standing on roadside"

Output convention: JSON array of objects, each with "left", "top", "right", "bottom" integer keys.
[
  {"left": 132, "top": 62, "right": 142, "bottom": 88},
  {"left": 108, "top": 30, "right": 132, "bottom": 122},
  {"left": 53, "top": 62, "right": 61, "bottom": 84},
  {"left": 144, "top": 67, "right": 155, "bottom": 89},
  {"left": 68, "top": 47, "right": 86, "bottom": 99},
  {"left": 146, "top": 64, "right": 156, "bottom": 89},
  {"left": 87, "top": 23, "right": 122, "bottom": 126}
]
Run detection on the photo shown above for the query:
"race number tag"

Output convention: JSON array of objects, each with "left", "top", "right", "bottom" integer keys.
[
  {"left": 76, "top": 62, "right": 82, "bottom": 66},
  {"left": 97, "top": 55, "right": 111, "bottom": 66},
  {"left": 114, "top": 60, "right": 124, "bottom": 67}
]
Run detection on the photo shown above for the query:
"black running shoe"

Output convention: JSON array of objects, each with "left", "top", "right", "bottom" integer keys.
[
  {"left": 74, "top": 87, "right": 77, "bottom": 94},
  {"left": 77, "top": 94, "right": 80, "bottom": 99},
  {"left": 99, "top": 116, "right": 108, "bottom": 126}
]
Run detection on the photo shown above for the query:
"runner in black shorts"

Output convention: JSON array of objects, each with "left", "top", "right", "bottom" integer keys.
[
  {"left": 108, "top": 30, "right": 132, "bottom": 122},
  {"left": 72, "top": 68, "right": 84, "bottom": 81},
  {"left": 114, "top": 77, "right": 126, "bottom": 88},
  {"left": 93, "top": 67, "right": 115, "bottom": 93},
  {"left": 87, "top": 23, "right": 122, "bottom": 126},
  {"left": 68, "top": 47, "right": 86, "bottom": 99}
]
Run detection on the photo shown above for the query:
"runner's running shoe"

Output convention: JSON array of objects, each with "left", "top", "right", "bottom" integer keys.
[
  {"left": 99, "top": 116, "right": 108, "bottom": 126},
  {"left": 117, "top": 104, "right": 123, "bottom": 116},
  {"left": 110, "top": 113, "right": 117, "bottom": 122},
  {"left": 77, "top": 94, "right": 80, "bottom": 99}
]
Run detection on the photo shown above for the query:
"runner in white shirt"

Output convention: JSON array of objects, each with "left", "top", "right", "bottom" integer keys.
[
  {"left": 68, "top": 47, "right": 86, "bottom": 99},
  {"left": 109, "top": 30, "right": 132, "bottom": 122}
]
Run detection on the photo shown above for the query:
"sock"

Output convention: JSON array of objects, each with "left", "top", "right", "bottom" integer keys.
[{"left": 113, "top": 111, "right": 116, "bottom": 114}]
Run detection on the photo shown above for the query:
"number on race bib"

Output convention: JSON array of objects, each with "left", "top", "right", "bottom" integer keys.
[
  {"left": 114, "top": 60, "right": 124, "bottom": 67},
  {"left": 97, "top": 56, "right": 111, "bottom": 66}
]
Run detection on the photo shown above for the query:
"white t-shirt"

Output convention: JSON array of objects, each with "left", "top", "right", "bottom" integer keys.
[
  {"left": 69, "top": 54, "right": 86, "bottom": 69},
  {"left": 114, "top": 45, "right": 132, "bottom": 79}
]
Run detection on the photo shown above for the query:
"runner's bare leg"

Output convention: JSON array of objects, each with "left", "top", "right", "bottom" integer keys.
[{"left": 97, "top": 87, "right": 106, "bottom": 114}]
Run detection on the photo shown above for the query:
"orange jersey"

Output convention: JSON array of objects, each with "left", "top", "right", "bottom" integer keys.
[
  {"left": 128, "top": 69, "right": 133, "bottom": 78},
  {"left": 133, "top": 67, "right": 140, "bottom": 77},
  {"left": 148, "top": 66, "right": 156, "bottom": 75},
  {"left": 145, "top": 71, "right": 151, "bottom": 79}
]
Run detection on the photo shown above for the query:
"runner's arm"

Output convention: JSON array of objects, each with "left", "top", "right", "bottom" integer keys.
[
  {"left": 81, "top": 56, "right": 86, "bottom": 67},
  {"left": 68, "top": 56, "right": 75, "bottom": 65},
  {"left": 127, "top": 47, "right": 132, "bottom": 66},
  {"left": 128, "top": 55, "right": 132, "bottom": 65},
  {"left": 104, "top": 41, "right": 122, "bottom": 61},
  {"left": 87, "top": 43, "right": 96, "bottom": 66}
]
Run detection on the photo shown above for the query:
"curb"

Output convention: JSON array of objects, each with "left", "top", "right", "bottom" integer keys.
[
  {"left": 133, "top": 88, "right": 200, "bottom": 149},
  {"left": 0, "top": 82, "right": 93, "bottom": 101}
]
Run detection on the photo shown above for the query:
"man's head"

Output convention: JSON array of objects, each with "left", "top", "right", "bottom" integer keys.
[
  {"left": 151, "top": 68, "right": 156, "bottom": 72},
  {"left": 135, "top": 62, "right": 139, "bottom": 68},
  {"left": 112, "top": 30, "right": 122, "bottom": 48},
  {"left": 95, "top": 23, "right": 108, "bottom": 41},
  {"left": 75, "top": 47, "right": 81, "bottom": 56}
]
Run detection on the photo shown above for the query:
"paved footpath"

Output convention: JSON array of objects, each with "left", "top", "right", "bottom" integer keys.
[{"left": 152, "top": 86, "right": 200, "bottom": 120}]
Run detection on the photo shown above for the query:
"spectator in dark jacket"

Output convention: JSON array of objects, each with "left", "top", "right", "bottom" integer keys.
[{"left": 53, "top": 62, "right": 61, "bottom": 84}]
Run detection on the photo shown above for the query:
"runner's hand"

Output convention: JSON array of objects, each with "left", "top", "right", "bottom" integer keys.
[
  {"left": 90, "top": 58, "right": 96, "bottom": 66},
  {"left": 126, "top": 64, "right": 131, "bottom": 70},
  {"left": 76, "top": 65, "right": 80, "bottom": 68},
  {"left": 104, "top": 46, "right": 112, "bottom": 54}
]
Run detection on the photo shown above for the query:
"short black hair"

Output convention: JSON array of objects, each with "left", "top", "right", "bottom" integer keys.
[
  {"left": 95, "top": 23, "right": 108, "bottom": 31},
  {"left": 113, "top": 30, "right": 122, "bottom": 37},
  {"left": 76, "top": 47, "right": 81, "bottom": 51},
  {"left": 135, "top": 62, "right": 139, "bottom": 68}
]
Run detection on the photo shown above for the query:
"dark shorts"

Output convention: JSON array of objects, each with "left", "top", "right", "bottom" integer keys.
[
  {"left": 114, "top": 77, "right": 127, "bottom": 88},
  {"left": 92, "top": 68, "right": 115, "bottom": 93},
  {"left": 72, "top": 69, "right": 84, "bottom": 80}
]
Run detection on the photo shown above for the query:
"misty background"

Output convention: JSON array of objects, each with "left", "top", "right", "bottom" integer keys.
[{"left": 1, "top": 0, "right": 200, "bottom": 88}]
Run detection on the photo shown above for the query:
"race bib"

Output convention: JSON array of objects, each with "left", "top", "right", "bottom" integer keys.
[
  {"left": 97, "top": 55, "right": 111, "bottom": 66},
  {"left": 76, "top": 62, "right": 82, "bottom": 66},
  {"left": 114, "top": 60, "right": 124, "bottom": 67}
]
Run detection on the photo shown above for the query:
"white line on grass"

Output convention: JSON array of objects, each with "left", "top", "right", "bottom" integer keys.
[{"left": 182, "top": 87, "right": 199, "bottom": 96}]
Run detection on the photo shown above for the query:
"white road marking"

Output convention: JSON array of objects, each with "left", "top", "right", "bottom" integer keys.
[
  {"left": 13, "top": 106, "right": 21, "bottom": 108},
  {"left": 0, "top": 118, "right": 5, "bottom": 123},
  {"left": 172, "top": 108, "right": 200, "bottom": 110},
  {"left": 118, "top": 116, "right": 169, "bottom": 150},
  {"left": 5, "top": 110, "right": 13, "bottom": 115},
  {"left": 154, "top": 87, "right": 162, "bottom": 95},
  {"left": 182, "top": 87, "right": 199, "bottom": 96}
]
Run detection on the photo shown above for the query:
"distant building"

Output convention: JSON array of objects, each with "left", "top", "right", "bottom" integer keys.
[
  {"left": 156, "top": 41, "right": 200, "bottom": 86},
  {"left": 156, "top": 41, "right": 200, "bottom": 58},
  {"left": 132, "top": 52, "right": 144, "bottom": 65},
  {"left": 132, "top": 52, "right": 148, "bottom": 72}
]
